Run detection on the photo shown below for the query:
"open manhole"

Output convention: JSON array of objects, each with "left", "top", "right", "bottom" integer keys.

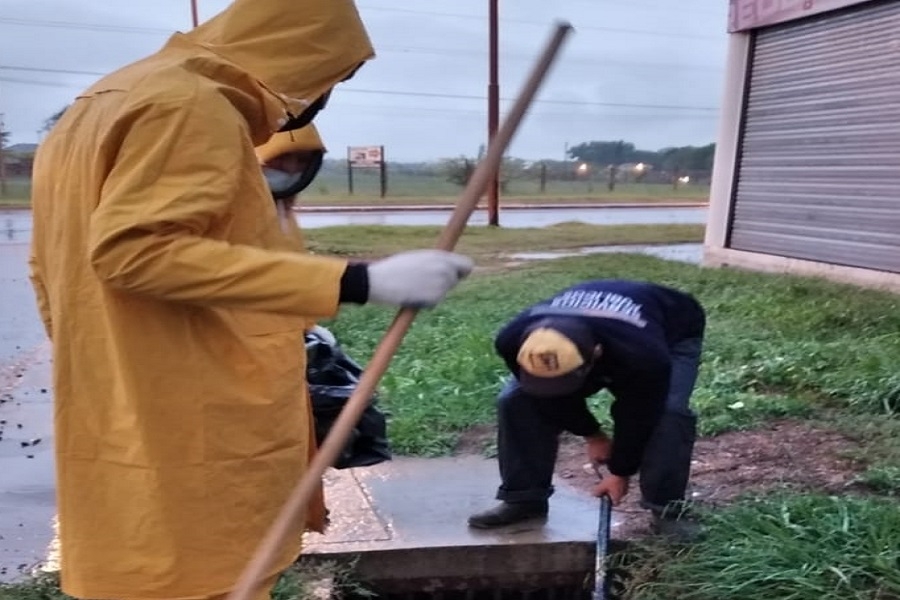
[{"left": 299, "top": 539, "right": 630, "bottom": 600}]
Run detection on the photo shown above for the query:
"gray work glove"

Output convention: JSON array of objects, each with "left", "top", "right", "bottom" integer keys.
[{"left": 367, "top": 250, "right": 474, "bottom": 308}]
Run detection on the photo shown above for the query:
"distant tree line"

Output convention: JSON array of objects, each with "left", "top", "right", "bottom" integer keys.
[
  {"left": 429, "top": 140, "right": 715, "bottom": 191},
  {"left": 566, "top": 140, "right": 715, "bottom": 173},
  {"left": 29, "top": 107, "right": 715, "bottom": 192}
]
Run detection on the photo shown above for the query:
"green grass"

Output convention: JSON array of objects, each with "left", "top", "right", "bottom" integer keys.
[
  {"left": 835, "top": 415, "right": 900, "bottom": 497},
  {"left": 322, "top": 253, "right": 900, "bottom": 455},
  {"left": 1, "top": 173, "right": 709, "bottom": 208},
  {"left": 0, "top": 178, "right": 30, "bottom": 207},
  {"left": 5, "top": 228, "right": 899, "bottom": 600},
  {"left": 0, "top": 563, "right": 369, "bottom": 600},
  {"left": 317, "top": 249, "right": 900, "bottom": 600},
  {"left": 619, "top": 494, "right": 900, "bottom": 600},
  {"left": 0, "top": 573, "right": 68, "bottom": 600},
  {"left": 303, "top": 170, "right": 709, "bottom": 204}
]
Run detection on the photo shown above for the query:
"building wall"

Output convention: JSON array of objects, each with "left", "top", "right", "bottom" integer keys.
[
  {"left": 728, "top": 0, "right": 876, "bottom": 32},
  {"left": 705, "top": 0, "right": 900, "bottom": 294}
]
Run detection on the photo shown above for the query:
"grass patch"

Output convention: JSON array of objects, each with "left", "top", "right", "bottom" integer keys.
[
  {"left": 0, "top": 198, "right": 30, "bottom": 208},
  {"left": 305, "top": 222, "right": 705, "bottom": 262},
  {"left": 322, "top": 253, "right": 900, "bottom": 455},
  {"left": 0, "top": 178, "right": 31, "bottom": 207},
  {"left": 0, "top": 573, "right": 69, "bottom": 600},
  {"left": 304, "top": 171, "right": 709, "bottom": 202},
  {"left": 620, "top": 493, "right": 900, "bottom": 600},
  {"left": 835, "top": 415, "right": 900, "bottom": 496},
  {"left": 4, "top": 174, "right": 709, "bottom": 207}
]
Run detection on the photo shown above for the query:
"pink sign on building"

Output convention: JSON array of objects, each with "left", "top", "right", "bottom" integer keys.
[{"left": 728, "top": 0, "right": 874, "bottom": 32}]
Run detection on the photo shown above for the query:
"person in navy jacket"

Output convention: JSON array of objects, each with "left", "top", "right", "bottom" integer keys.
[{"left": 468, "top": 279, "right": 706, "bottom": 535}]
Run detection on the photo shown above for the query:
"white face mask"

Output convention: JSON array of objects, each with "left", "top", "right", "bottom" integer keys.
[{"left": 260, "top": 150, "right": 324, "bottom": 200}]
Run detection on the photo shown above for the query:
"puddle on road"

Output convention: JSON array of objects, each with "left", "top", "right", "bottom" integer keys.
[{"left": 0, "top": 218, "right": 29, "bottom": 244}]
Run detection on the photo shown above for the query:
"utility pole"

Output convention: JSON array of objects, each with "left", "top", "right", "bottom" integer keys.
[
  {"left": 487, "top": 0, "right": 500, "bottom": 226},
  {"left": 191, "top": 0, "right": 199, "bottom": 28}
]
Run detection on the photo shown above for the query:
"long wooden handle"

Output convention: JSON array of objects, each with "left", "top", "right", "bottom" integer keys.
[{"left": 226, "top": 21, "right": 574, "bottom": 600}]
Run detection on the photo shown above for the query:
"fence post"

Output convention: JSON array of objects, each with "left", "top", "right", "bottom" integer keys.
[
  {"left": 0, "top": 113, "right": 7, "bottom": 197},
  {"left": 346, "top": 147, "right": 354, "bottom": 195},
  {"left": 379, "top": 146, "right": 387, "bottom": 198}
]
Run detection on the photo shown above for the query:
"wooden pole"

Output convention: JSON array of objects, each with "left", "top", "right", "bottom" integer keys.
[
  {"left": 487, "top": 0, "right": 500, "bottom": 226},
  {"left": 190, "top": 0, "right": 199, "bottom": 28},
  {"left": 225, "top": 21, "right": 574, "bottom": 600}
]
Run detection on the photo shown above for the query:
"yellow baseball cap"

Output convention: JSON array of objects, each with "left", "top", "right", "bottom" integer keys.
[
  {"left": 255, "top": 125, "right": 326, "bottom": 199},
  {"left": 255, "top": 125, "right": 326, "bottom": 164},
  {"left": 516, "top": 318, "right": 597, "bottom": 397}
]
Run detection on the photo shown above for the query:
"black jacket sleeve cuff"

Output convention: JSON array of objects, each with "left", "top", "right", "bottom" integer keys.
[{"left": 339, "top": 262, "right": 369, "bottom": 304}]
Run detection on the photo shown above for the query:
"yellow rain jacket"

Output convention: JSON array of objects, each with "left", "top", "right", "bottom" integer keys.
[{"left": 28, "top": 1, "right": 374, "bottom": 598}]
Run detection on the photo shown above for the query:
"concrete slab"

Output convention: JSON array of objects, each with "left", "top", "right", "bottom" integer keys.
[{"left": 302, "top": 456, "right": 621, "bottom": 592}]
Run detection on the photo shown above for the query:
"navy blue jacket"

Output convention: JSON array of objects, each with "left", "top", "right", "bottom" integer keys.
[{"left": 494, "top": 279, "right": 705, "bottom": 477}]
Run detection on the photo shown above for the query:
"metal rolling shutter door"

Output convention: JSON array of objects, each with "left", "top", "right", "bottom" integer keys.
[{"left": 729, "top": 0, "right": 900, "bottom": 274}]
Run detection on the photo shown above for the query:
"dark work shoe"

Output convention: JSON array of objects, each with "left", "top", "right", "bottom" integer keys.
[{"left": 467, "top": 501, "right": 549, "bottom": 529}]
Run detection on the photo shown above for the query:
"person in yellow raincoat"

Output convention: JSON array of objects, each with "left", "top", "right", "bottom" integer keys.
[{"left": 27, "top": 1, "right": 473, "bottom": 599}]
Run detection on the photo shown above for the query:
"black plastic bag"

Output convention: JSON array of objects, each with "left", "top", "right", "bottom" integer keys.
[{"left": 305, "top": 326, "right": 391, "bottom": 469}]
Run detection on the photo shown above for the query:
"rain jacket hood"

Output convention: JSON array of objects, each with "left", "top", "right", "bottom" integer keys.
[
  {"left": 181, "top": 0, "right": 374, "bottom": 131},
  {"left": 83, "top": 0, "right": 374, "bottom": 144}
]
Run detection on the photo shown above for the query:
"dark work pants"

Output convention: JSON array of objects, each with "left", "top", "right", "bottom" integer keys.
[{"left": 494, "top": 337, "right": 701, "bottom": 515}]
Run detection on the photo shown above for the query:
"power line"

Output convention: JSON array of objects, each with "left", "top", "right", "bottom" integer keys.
[
  {"left": 0, "top": 76, "right": 73, "bottom": 88},
  {"left": 0, "top": 16, "right": 724, "bottom": 72},
  {"left": 0, "top": 17, "right": 171, "bottom": 35},
  {"left": 373, "top": 47, "right": 723, "bottom": 72},
  {"left": 332, "top": 103, "right": 718, "bottom": 120},
  {"left": 0, "top": 19, "right": 725, "bottom": 71},
  {"left": 0, "top": 44, "right": 724, "bottom": 72},
  {"left": 564, "top": 0, "right": 727, "bottom": 17},
  {"left": 342, "top": 88, "right": 718, "bottom": 111},
  {"left": 0, "top": 13, "right": 722, "bottom": 41},
  {"left": 355, "top": 4, "right": 723, "bottom": 39},
  {"left": 0, "top": 65, "right": 720, "bottom": 112}
]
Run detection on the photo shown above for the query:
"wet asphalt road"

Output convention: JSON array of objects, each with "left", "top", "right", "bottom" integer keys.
[
  {"left": 0, "top": 206, "right": 706, "bottom": 580},
  {"left": 1, "top": 205, "right": 708, "bottom": 240},
  {"left": 0, "top": 238, "right": 55, "bottom": 581}
]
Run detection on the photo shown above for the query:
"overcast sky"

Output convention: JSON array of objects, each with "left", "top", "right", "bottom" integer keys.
[{"left": 0, "top": 0, "right": 730, "bottom": 162}]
